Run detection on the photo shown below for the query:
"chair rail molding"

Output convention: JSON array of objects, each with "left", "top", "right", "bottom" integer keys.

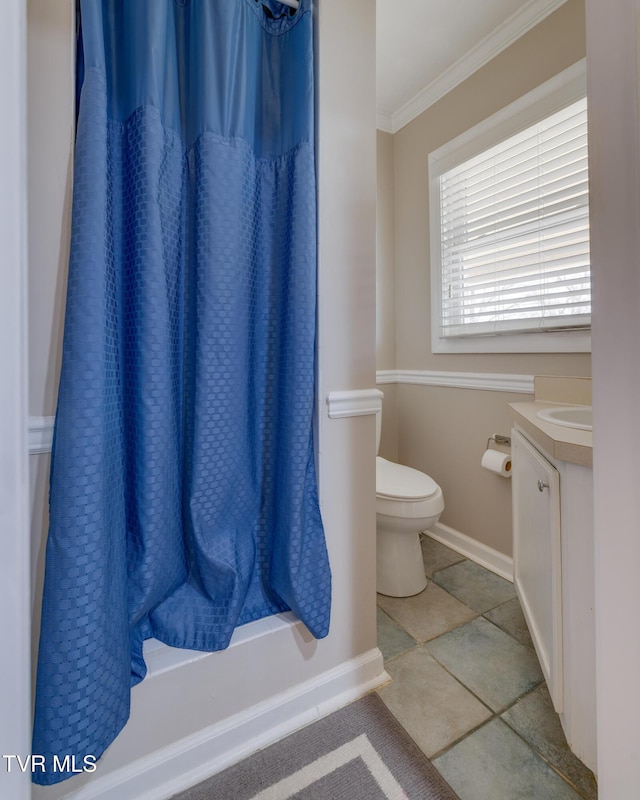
[
  {"left": 31, "top": 374, "right": 531, "bottom": 454},
  {"left": 29, "top": 416, "right": 55, "bottom": 455},
  {"left": 376, "top": 370, "right": 534, "bottom": 395},
  {"left": 31, "top": 391, "right": 389, "bottom": 453},
  {"left": 326, "top": 389, "right": 384, "bottom": 419}
]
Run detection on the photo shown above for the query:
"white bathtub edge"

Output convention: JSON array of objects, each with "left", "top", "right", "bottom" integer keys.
[{"left": 60, "top": 647, "right": 388, "bottom": 800}]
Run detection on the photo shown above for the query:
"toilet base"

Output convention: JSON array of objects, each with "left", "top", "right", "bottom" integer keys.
[{"left": 376, "top": 517, "right": 428, "bottom": 597}]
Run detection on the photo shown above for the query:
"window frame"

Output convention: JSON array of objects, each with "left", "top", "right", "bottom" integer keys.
[{"left": 429, "top": 59, "right": 590, "bottom": 354}]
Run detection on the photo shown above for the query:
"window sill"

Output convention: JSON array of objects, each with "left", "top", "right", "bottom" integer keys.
[{"left": 431, "top": 329, "right": 591, "bottom": 354}]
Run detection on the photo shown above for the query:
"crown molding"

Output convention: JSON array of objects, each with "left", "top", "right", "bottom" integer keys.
[
  {"left": 379, "top": 0, "right": 569, "bottom": 134},
  {"left": 376, "top": 112, "right": 393, "bottom": 134}
]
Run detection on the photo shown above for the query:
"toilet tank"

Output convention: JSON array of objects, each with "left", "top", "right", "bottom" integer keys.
[{"left": 376, "top": 409, "right": 381, "bottom": 455}]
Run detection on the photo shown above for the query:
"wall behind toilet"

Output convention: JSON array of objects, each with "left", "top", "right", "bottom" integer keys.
[
  {"left": 376, "top": 129, "right": 398, "bottom": 462},
  {"left": 376, "top": 0, "right": 591, "bottom": 557}
]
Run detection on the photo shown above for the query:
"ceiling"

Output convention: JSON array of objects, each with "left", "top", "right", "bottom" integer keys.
[{"left": 376, "top": 0, "right": 568, "bottom": 133}]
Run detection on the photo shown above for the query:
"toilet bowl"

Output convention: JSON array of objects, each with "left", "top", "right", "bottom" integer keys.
[{"left": 376, "top": 411, "right": 445, "bottom": 597}]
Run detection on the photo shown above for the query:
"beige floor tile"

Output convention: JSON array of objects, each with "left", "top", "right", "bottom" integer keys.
[
  {"left": 377, "top": 580, "right": 477, "bottom": 642},
  {"left": 378, "top": 647, "right": 492, "bottom": 758},
  {"left": 420, "top": 536, "right": 465, "bottom": 575},
  {"left": 432, "top": 561, "right": 516, "bottom": 613},
  {"left": 426, "top": 618, "right": 543, "bottom": 712}
]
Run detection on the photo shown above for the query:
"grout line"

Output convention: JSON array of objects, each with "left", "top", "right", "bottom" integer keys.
[
  {"left": 375, "top": 556, "right": 597, "bottom": 796},
  {"left": 416, "top": 641, "right": 504, "bottom": 716},
  {"left": 378, "top": 645, "right": 418, "bottom": 665},
  {"left": 498, "top": 685, "right": 597, "bottom": 800},
  {"left": 427, "top": 713, "right": 500, "bottom": 763},
  {"left": 380, "top": 632, "right": 584, "bottom": 794},
  {"left": 379, "top": 664, "right": 592, "bottom": 795},
  {"left": 499, "top": 713, "right": 594, "bottom": 800}
]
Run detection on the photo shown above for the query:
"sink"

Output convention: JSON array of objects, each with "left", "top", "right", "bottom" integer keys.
[{"left": 536, "top": 405, "right": 592, "bottom": 431}]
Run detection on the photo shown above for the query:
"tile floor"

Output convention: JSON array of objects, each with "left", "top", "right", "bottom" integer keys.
[{"left": 376, "top": 536, "right": 598, "bottom": 800}]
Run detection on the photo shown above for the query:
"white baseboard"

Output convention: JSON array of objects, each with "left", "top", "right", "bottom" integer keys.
[
  {"left": 427, "top": 522, "right": 514, "bottom": 583},
  {"left": 62, "top": 649, "right": 388, "bottom": 800}
]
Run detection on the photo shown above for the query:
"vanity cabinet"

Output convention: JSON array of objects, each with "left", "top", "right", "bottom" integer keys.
[
  {"left": 511, "top": 423, "right": 596, "bottom": 772},
  {"left": 512, "top": 429, "right": 562, "bottom": 711}
]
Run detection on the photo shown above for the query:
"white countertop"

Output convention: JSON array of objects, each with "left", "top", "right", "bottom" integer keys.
[{"left": 508, "top": 401, "right": 592, "bottom": 467}]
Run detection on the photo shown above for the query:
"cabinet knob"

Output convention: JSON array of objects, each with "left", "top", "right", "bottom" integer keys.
[{"left": 537, "top": 479, "right": 549, "bottom": 492}]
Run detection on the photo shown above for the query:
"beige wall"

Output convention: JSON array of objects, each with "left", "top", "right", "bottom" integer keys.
[
  {"left": 376, "top": 130, "right": 396, "bottom": 372},
  {"left": 397, "top": 385, "right": 522, "bottom": 555},
  {"left": 27, "top": 0, "right": 74, "bottom": 669},
  {"left": 27, "top": 0, "right": 73, "bottom": 419},
  {"left": 376, "top": 130, "right": 398, "bottom": 462},
  {"left": 377, "top": 382, "right": 398, "bottom": 462},
  {"left": 379, "top": 0, "right": 590, "bottom": 556}
]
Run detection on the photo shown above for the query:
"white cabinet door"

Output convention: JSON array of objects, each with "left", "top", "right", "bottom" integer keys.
[{"left": 512, "top": 428, "right": 563, "bottom": 711}]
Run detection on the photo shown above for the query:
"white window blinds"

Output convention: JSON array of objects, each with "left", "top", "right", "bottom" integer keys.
[{"left": 437, "top": 97, "right": 590, "bottom": 339}]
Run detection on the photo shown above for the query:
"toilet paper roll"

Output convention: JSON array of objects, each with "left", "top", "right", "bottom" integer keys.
[{"left": 481, "top": 448, "right": 512, "bottom": 477}]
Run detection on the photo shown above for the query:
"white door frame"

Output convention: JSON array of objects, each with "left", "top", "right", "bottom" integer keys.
[
  {"left": 0, "top": 0, "right": 32, "bottom": 799},
  {"left": 586, "top": 0, "right": 640, "bottom": 795}
]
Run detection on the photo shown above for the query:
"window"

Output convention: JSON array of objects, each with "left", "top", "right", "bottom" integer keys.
[{"left": 429, "top": 61, "right": 590, "bottom": 353}]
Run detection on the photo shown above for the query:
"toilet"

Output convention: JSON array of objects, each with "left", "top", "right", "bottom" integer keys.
[{"left": 376, "top": 410, "right": 444, "bottom": 597}]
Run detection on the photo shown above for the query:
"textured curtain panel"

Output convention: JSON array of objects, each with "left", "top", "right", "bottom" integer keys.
[{"left": 33, "top": 0, "right": 330, "bottom": 785}]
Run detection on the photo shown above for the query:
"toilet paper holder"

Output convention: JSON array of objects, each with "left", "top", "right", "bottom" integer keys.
[
  {"left": 486, "top": 434, "right": 511, "bottom": 449},
  {"left": 481, "top": 436, "right": 513, "bottom": 477}
]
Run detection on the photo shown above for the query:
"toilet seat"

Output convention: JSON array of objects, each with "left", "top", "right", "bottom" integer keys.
[
  {"left": 376, "top": 457, "right": 439, "bottom": 500},
  {"left": 376, "top": 457, "right": 444, "bottom": 519}
]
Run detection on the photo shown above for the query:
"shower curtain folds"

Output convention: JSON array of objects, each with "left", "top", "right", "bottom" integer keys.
[{"left": 32, "top": 0, "right": 330, "bottom": 785}]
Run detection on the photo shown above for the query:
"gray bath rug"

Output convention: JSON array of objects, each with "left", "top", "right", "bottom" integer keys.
[{"left": 170, "top": 693, "right": 459, "bottom": 800}]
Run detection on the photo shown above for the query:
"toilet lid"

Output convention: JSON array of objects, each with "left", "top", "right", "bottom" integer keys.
[{"left": 376, "top": 457, "right": 439, "bottom": 501}]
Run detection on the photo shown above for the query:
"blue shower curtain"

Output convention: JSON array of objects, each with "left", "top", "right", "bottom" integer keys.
[{"left": 33, "top": 0, "right": 330, "bottom": 785}]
